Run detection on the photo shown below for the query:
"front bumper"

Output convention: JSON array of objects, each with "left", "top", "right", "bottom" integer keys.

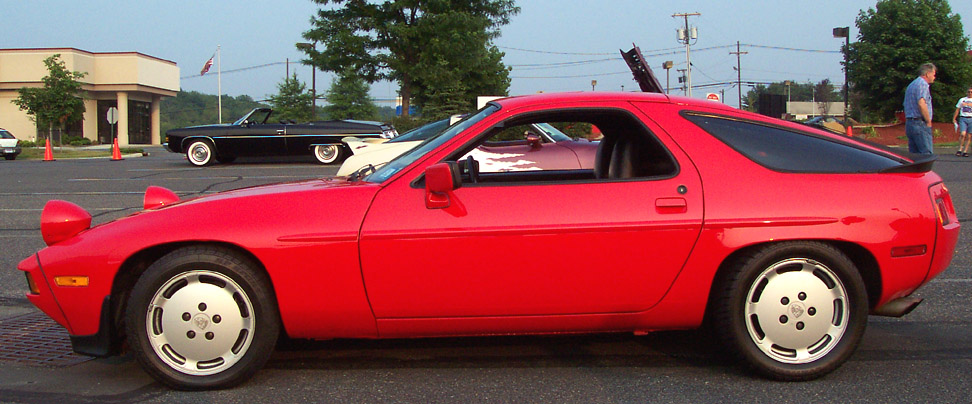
[
  {"left": 69, "top": 296, "right": 118, "bottom": 357},
  {"left": 19, "top": 254, "right": 117, "bottom": 357}
]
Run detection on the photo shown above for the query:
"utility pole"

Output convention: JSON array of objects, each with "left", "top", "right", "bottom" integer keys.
[
  {"left": 673, "top": 12, "right": 700, "bottom": 97},
  {"left": 730, "top": 41, "right": 748, "bottom": 109}
]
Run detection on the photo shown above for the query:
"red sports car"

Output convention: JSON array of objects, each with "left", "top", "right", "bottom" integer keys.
[{"left": 19, "top": 92, "right": 959, "bottom": 389}]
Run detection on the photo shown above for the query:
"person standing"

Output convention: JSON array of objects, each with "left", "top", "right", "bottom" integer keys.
[
  {"left": 903, "top": 63, "right": 937, "bottom": 155},
  {"left": 953, "top": 86, "right": 972, "bottom": 157}
]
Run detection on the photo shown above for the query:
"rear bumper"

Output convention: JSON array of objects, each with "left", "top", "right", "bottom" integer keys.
[{"left": 2, "top": 146, "right": 21, "bottom": 157}]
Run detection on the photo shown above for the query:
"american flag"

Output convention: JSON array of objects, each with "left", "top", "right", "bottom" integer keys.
[{"left": 200, "top": 54, "right": 214, "bottom": 76}]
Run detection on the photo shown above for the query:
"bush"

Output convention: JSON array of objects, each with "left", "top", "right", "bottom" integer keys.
[
  {"left": 860, "top": 126, "right": 878, "bottom": 139},
  {"left": 63, "top": 135, "right": 92, "bottom": 146},
  {"left": 19, "top": 140, "right": 37, "bottom": 148}
]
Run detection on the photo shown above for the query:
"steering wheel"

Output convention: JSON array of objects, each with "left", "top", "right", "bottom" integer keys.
[{"left": 465, "top": 155, "right": 479, "bottom": 184}]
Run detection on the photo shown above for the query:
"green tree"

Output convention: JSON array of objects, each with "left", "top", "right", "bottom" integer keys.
[
  {"left": 12, "top": 54, "right": 87, "bottom": 142},
  {"left": 814, "top": 79, "right": 837, "bottom": 115},
  {"left": 302, "top": 0, "right": 518, "bottom": 116},
  {"left": 269, "top": 74, "right": 315, "bottom": 122},
  {"left": 160, "top": 91, "right": 269, "bottom": 133},
  {"left": 322, "top": 70, "right": 379, "bottom": 120},
  {"left": 845, "top": 0, "right": 972, "bottom": 122}
]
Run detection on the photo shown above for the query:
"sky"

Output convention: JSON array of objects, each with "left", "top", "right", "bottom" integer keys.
[{"left": 3, "top": 0, "right": 972, "bottom": 110}]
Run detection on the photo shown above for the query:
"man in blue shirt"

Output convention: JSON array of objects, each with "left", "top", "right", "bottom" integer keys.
[{"left": 903, "top": 63, "right": 937, "bottom": 155}]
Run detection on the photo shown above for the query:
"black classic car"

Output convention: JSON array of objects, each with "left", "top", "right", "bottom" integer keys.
[{"left": 164, "top": 108, "right": 398, "bottom": 166}]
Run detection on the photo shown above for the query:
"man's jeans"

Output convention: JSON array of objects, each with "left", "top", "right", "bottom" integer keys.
[{"left": 906, "top": 119, "right": 934, "bottom": 155}]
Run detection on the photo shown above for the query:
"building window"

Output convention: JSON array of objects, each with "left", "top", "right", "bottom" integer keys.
[
  {"left": 97, "top": 100, "right": 118, "bottom": 144},
  {"left": 97, "top": 99, "right": 152, "bottom": 144},
  {"left": 129, "top": 101, "right": 151, "bottom": 144}
]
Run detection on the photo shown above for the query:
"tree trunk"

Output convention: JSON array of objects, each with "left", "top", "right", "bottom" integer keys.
[{"left": 400, "top": 80, "right": 411, "bottom": 117}]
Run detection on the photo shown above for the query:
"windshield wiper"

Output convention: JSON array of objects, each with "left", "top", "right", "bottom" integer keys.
[{"left": 347, "top": 163, "right": 384, "bottom": 182}]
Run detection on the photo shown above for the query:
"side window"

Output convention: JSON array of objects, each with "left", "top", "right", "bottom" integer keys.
[
  {"left": 453, "top": 109, "right": 677, "bottom": 184},
  {"left": 684, "top": 113, "right": 903, "bottom": 173}
]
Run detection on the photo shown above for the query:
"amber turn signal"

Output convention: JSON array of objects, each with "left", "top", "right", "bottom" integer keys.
[{"left": 54, "top": 276, "right": 89, "bottom": 287}]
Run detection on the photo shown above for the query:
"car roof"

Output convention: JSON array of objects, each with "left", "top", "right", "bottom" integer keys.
[{"left": 490, "top": 91, "right": 737, "bottom": 113}]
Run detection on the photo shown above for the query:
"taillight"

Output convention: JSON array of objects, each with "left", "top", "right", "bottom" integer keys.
[{"left": 930, "top": 183, "right": 958, "bottom": 227}]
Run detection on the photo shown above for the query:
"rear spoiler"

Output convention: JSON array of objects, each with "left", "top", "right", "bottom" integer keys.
[{"left": 879, "top": 155, "right": 936, "bottom": 173}]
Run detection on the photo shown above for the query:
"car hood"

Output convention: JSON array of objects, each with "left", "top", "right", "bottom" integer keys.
[
  {"left": 41, "top": 177, "right": 383, "bottom": 264},
  {"left": 337, "top": 141, "right": 421, "bottom": 176}
]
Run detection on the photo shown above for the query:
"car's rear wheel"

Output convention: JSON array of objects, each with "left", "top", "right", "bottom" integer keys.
[
  {"left": 186, "top": 140, "right": 215, "bottom": 166},
  {"left": 313, "top": 144, "right": 344, "bottom": 164},
  {"left": 125, "top": 246, "right": 279, "bottom": 390},
  {"left": 712, "top": 241, "right": 867, "bottom": 380}
]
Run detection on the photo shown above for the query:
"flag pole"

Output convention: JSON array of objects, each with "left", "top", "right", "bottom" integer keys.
[{"left": 217, "top": 45, "right": 222, "bottom": 124}]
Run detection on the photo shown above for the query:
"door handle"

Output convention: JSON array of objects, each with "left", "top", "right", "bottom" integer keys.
[
  {"left": 276, "top": 129, "right": 285, "bottom": 134},
  {"left": 656, "top": 197, "right": 687, "bottom": 212}
]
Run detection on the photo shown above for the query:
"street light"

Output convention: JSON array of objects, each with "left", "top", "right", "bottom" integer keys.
[
  {"left": 662, "top": 61, "right": 674, "bottom": 94},
  {"left": 833, "top": 27, "right": 850, "bottom": 126},
  {"left": 296, "top": 42, "right": 317, "bottom": 118}
]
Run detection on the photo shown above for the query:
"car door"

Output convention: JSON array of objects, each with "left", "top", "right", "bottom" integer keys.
[{"left": 358, "top": 103, "right": 704, "bottom": 321}]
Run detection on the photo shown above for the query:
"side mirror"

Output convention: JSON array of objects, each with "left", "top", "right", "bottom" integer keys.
[
  {"left": 425, "top": 162, "right": 461, "bottom": 209},
  {"left": 526, "top": 133, "right": 542, "bottom": 149}
]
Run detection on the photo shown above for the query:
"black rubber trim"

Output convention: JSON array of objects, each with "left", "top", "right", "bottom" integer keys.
[{"left": 69, "top": 295, "right": 118, "bottom": 358}]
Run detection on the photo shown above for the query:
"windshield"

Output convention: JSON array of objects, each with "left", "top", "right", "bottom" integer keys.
[
  {"left": 387, "top": 118, "right": 451, "bottom": 143},
  {"left": 232, "top": 109, "right": 272, "bottom": 126},
  {"left": 533, "top": 123, "right": 572, "bottom": 142},
  {"left": 365, "top": 104, "right": 499, "bottom": 183}
]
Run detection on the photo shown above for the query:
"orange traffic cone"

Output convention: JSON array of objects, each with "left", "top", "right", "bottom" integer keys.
[
  {"left": 43, "top": 138, "right": 55, "bottom": 162},
  {"left": 845, "top": 125, "right": 854, "bottom": 137},
  {"left": 111, "top": 138, "right": 123, "bottom": 161}
]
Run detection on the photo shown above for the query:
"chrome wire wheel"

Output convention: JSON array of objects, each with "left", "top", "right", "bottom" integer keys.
[
  {"left": 313, "top": 144, "right": 341, "bottom": 164},
  {"left": 187, "top": 141, "right": 213, "bottom": 166},
  {"left": 744, "top": 258, "right": 849, "bottom": 364},
  {"left": 145, "top": 270, "right": 255, "bottom": 376}
]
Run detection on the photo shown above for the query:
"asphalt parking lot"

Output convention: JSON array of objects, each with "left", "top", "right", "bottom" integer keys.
[{"left": 1, "top": 146, "right": 971, "bottom": 402}]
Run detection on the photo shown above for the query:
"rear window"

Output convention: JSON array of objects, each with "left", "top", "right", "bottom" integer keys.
[
  {"left": 684, "top": 113, "right": 902, "bottom": 173},
  {"left": 0, "top": 130, "right": 14, "bottom": 139}
]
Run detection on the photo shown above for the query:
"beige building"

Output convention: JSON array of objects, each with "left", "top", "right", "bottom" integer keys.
[{"left": 0, "top": 48, "right": 179, "bottom": 145}]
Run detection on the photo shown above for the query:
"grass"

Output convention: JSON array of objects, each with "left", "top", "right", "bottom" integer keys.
[{"left": 18, "top": 147, "right": 145, "bottom": 160}]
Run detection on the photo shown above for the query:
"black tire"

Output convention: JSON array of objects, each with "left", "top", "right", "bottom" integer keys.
[
  {"left": 125, "top": 246, "right": 279, "bottom": 390},
  {"left": 186, "top": 140, "right": 215, "bottom": 166},
  {"left": 711, "top": 241, "right": 867, "bottom": 380}
]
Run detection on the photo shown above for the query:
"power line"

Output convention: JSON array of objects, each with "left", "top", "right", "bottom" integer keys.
[
  {"left": 510, "top": 71, "right": 631, "bottom": 79},
  {"left": 181, "top": 61, "right": 288, "bottom": 80}
]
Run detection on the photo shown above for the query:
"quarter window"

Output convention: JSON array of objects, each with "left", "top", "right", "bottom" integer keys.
[{"left": 684, "top": 113, "right": 902, "bottom": 173}]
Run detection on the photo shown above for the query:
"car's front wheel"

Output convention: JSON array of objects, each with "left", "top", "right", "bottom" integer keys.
[
  {"left": 711, "top": 241, "right": 867, "bottom": 380},
  {"left": 186, "top": 140, "right": 215, "bottom": 166},
  {"left": 313, "top": 144, "right": 344, "bottom": 164},
  {"left": 125, "top": 246, "right": 279, "bottom": 390}
]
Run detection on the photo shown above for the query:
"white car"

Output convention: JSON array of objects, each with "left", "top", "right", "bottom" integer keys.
[
  {"left": 338, "top": 119, "right": 599, "bottom": 177},
  {"left": 338, "top": 118, "right": 453, "bottom": 176},
  {"left": 1, "top": 129, "right": 22, "bottom": 160}
]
